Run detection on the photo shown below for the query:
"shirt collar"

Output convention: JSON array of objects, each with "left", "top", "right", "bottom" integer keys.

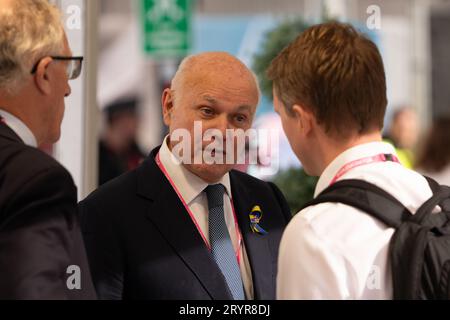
[
  {"left": 314, "top": 141, "right": 397, "bottom": 197},
  {"left": 158, "top": 135, "right": 232, "bottom": 204},
  {"left": 0, "top": 109, "right": 37, "bottom": 147}
]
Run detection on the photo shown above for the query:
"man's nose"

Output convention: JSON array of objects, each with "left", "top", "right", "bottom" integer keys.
[
  {"left": 65, "top": 83, "right": 71, "bottom": 97},
  {"left": 214, "top": 114, "right": 231, "bottom": 135}
]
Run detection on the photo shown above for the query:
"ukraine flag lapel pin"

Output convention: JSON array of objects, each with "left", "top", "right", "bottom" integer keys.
[{"left": 249, "top": 205, "right": 268, "bottom": 235}]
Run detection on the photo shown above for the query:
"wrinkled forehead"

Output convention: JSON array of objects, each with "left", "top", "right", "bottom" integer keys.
[
  {"left": 187, "top": 71, "right": 259, "bottom": 106},
  {"left": 171, "top": 53, "right": 260, "bottom": 111},
  {"left": 202, "top": 59, "right": 254, "bottom": 80},
  {"left": 188, "top": 62, "right": 258, "bottom": 91}
]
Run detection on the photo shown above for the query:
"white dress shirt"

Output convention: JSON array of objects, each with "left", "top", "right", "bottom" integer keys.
[
  {"left": 0, "top": 109, "right": 37, "bottom": 147},
  {"left": 277, "top": 142, "right": 433, "bottom": 300},
  {"left": 158, "top": 136, "right": 254, "bottom": 299}
]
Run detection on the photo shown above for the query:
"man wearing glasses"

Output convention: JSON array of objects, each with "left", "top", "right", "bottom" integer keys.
[{"left": 0, "top": 0, "right": 95, "bottom": 299}]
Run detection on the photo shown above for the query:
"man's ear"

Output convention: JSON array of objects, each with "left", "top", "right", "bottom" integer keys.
[
  {"left": 33, "top": 57, "right": 53, "bottom": 95},
  {"left": 161, "top": 88, "right": 175, "bottom": 126},
  {"left": 292, "top": 104, "right": 314, "bottom": 135}
]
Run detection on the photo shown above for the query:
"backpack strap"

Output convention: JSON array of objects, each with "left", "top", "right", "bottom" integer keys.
[
  {"left": 302, "top": 179, "right": 413, "bottom": 228},
  {"left": 422, "top": 176, "right": 450, "bottom": 213},
  {"left": 424, "top": 176, "right": 442, "bottom": 195},
  {"left": 411, "top": 185, "right": 450, "bottom": 224}
]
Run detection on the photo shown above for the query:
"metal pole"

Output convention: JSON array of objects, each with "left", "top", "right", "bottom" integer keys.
[
  {"left": 81, "top": 0, "right": 100, "bottom": 199},
  {"left": 412, "top": 0, "right": 432, "bottom": 130}
]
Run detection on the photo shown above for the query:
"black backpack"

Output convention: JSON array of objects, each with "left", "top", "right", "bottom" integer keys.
[{"left": 301, "top": 178, "right": 450, "bottom": 299}]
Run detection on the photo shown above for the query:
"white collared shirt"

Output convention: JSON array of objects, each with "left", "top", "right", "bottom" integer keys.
[
  {"left": 0, "top": 109, "right": 37, "bottom": 147},
  {"left": 277, "top": 142, "right": 433, "bottom": 300},
  {"left": 158, "top": 136, "right": 254, "bottom": 299}
]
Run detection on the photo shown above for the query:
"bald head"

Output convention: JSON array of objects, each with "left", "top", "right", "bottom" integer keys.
[
  {"left": 171, "top": 52, "right": 260, "bottom": 103},
  {"left": 161, "top": 52, "right": 260, "bottom": 182}
]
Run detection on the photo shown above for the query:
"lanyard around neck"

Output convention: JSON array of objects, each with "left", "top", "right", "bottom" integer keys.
[
  {"left": 155, "top": 151, "right": 243, "bottom": 265},
  {"left": 330, "top": 153, "right": 400, "bottom": 186}
]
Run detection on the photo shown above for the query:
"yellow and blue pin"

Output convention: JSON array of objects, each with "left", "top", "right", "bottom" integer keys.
[{"left": 249, "top": 205, "right": 268, "bottom": 235}]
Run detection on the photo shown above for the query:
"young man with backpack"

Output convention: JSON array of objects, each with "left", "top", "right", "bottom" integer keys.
[{"left": 268, "top": 22, "right": 450, "bottom": 299}]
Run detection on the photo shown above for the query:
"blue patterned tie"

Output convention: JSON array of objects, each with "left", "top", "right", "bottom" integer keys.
[{"left": 205, "top": 184, "right": 245, "bottom": 300}]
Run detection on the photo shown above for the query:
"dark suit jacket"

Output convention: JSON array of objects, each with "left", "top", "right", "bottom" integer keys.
[
  {"left": 0, "top": 123, "right": 96, "bottom": 299},
  {"left": 79, "top": 147, "right": 291, "bottom": 300}
]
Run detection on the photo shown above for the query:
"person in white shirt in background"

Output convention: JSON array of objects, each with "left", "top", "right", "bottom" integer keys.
[{"left": 267, "top": 21, "right": 433, "bottom": 299}]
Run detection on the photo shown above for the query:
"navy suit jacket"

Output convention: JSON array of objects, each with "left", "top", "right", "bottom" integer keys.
[
  {"left": 79, "top": 147, "right": 291, "bottom": 300},
  {"left": 0, "top": 122, "right": 95, "bottom": 299}
]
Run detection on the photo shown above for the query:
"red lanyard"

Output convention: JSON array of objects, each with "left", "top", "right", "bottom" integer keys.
[
  {"left": 330, "top": 153, "right": 400, "bottom": 186},
  {"left": 155, "top": 152, "right": 243, "bottom": 265}
]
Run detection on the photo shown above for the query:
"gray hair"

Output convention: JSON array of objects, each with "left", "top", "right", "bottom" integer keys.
[{"left": 0, "top": 0, "right": 64, "bottom": 94}]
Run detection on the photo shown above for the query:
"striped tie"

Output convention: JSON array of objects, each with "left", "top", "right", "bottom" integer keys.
[{"left": 205, "top": 184, "right": 245, "bottom": 300}]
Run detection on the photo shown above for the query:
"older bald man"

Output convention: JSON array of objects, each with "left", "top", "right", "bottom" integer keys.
[{"left": 79, "top": 52, "right": 291, "bottom": 300}]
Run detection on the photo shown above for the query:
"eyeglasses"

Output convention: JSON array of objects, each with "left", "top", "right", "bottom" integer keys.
[{"left": 30, "top": 56, "right": 84, "bottom": 80}]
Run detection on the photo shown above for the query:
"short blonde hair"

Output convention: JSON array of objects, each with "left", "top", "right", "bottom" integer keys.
[
  {"left": 0, "top": 0, "right": 64, "bottom": 94},
  {"left": 267, "top": 22, "right": 387, "bottom": 138}
]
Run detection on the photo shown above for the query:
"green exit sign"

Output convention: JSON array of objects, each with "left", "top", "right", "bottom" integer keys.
[{"left": 140, "top": 0, "right": 192, "bottom": 58}]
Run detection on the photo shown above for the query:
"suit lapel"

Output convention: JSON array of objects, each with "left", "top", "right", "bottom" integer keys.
[
  {"left": 230, "top": 171, "right": 275, "bottom": 300},
  {"left": 136, "top": 148, "right": 232, "bottom": 300},
  {"left": 0, "top": 123, "right": 23, "bottom": 144}
]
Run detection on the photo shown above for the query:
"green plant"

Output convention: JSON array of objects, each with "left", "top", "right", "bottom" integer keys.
[
  {"left": 252, "top": 19, "right": 310, "bottom": 101},
  {"left": 253, "top": 18, "right": 316, "bottom": 215},
  {"left": 273, "top": 167, "right": 318, "bottom": 215}
]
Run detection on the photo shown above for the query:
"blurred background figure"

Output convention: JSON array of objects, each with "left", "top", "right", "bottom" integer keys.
[
  {"left": 45, "top": 0, "right": 450, "bottom": 210},
  {"left": 416, "top": 117, "right": 450, "bottom": 186},
  {"left": 384, "top": 107, "right": 420, "bottom": 168},
  {"left": 99, "top": 98, "right": 145, "bottom": 185}
]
